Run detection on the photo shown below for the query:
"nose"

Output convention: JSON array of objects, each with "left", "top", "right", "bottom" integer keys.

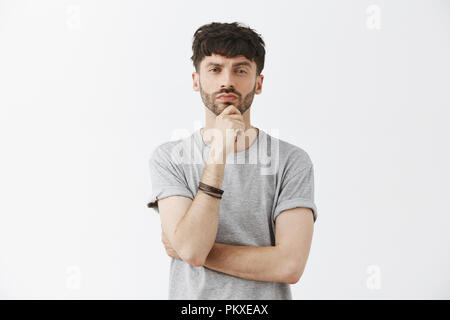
[{"left": 219, "top": 69, "right": 236, "bottom": 89}]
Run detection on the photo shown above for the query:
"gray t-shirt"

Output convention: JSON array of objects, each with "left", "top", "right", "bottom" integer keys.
[{"left": 147, "top": 127, "right": 317, "bottom": 300}]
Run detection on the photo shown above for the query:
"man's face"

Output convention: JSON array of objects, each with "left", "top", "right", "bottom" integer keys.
[{"left": 192, "top": 54, "right": 264, "bottom": 116}]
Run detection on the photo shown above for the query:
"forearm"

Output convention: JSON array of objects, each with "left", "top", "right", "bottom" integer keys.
[
  {"left": 174, "top": 150, "right": 226, "bottom": 265},
  {"left": 203, "top": 243, "right": 294, "bottom": 284}
]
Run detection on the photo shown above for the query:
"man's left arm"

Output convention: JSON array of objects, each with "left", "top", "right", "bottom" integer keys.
[{"left": 162, "top": 207, "right": 314, "bottom": 284}]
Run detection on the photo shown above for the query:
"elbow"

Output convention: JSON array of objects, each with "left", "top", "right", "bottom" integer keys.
[
  {"left": 172, "top": 232, "right": 206, "bottom": 267},
  {"left": 187, "top": 258, "right": 205, "bottom": 268},
  {"left": 286, "top": 272, "right": 302, "bottom": 285},
  {"left": 172, "top": 227, "right": 213, "bottom": 267},
  {"left": 179, "top": 248, "right": 206, "bottom": 267},
  {"left": 285, "top": 262, "right": 305, "bottom": 285},
  {"left": 182, "top": 253, "right": 205, "bottom": 267}
]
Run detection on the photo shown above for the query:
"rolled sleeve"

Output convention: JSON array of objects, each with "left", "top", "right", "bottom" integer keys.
[
  {"left": 273, "top": 164, "right": 318, "bottom": 223},
  {"left": 146, "top": 145, "right": 194, "bottom": 214}
]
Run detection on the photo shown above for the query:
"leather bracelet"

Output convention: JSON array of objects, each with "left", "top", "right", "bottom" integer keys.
[
  {"left": 198, "top": 189, "right": 222, "bottom": 199},
  {"left": 199, "top": 181, "right": 224, "bottom": 195}
]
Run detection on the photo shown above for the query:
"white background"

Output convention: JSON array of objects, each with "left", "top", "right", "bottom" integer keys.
[{"left": 0, "top": 0, "right": 449, "bottom": 299}]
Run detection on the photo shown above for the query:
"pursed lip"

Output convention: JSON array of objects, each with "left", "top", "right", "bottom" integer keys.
[{"left": 217, "top": 94, "right": 238, "bottom": 100}]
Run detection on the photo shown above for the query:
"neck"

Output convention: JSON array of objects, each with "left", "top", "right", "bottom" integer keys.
[{"left": 201, "top": 107, "right": 259, "bottom": 152}]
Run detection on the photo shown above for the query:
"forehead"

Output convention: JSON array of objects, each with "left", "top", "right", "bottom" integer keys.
[{"left": 201, "top": 54, "right": 255, "bottom": 68}]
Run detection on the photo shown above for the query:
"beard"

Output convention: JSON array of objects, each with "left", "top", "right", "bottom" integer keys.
[{"left": 199, "top": 82, "right": 256, "bottom": 116}]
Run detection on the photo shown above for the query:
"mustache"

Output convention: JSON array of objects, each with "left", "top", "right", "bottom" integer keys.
[{"left": 216, "top": 89, "right": 240, "bottom": 97}]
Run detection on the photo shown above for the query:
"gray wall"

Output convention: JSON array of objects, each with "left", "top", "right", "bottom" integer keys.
[{"left": 0, "top": 0, "right": 449, "bottom": 299}]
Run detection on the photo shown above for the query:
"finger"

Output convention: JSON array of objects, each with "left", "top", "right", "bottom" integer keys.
[
  {"left": 220, "top": 104, "right": 241, "bottom": 116},
  {"left": 226, "top": 117, "right": 244, "bottom": 124},
  {"left": 229, "top": 120, "right": 245, "bottom": 131},
  {"left": 223, "top": 114, "right": 244, "bottom": 121},
  {"left": 167, "top": 249, "right": 179, "bottom": 259}
]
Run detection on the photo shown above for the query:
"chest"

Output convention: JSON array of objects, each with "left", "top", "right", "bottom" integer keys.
[{"left": 185, "top": 163, "right": 279, "bottom": 246}]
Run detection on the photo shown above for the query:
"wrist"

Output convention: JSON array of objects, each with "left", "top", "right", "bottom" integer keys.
[{"left": 207, "top": 147, "right": 226, "bottom": 165}]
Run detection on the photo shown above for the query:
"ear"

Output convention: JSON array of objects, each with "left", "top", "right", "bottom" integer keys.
[
  {"left": 192, "top": 72, "right": 199, "bottom": 92},
  {"left": 255, "top": 74, "right": 264, "bottom": 95}
]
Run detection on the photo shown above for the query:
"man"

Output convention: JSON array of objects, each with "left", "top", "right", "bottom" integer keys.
[{"left": 147, "top": 22, "right": 318, "bottom": 300}]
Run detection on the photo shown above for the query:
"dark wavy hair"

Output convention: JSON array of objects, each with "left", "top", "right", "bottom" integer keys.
[{"left": 191, "top": 22, "right": 266, "bottom": 76}]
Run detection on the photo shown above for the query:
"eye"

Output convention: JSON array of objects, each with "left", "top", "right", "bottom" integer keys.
[
  {"left": 236, "top": 69, "right": 247, "bottom": 74},
  {"left": 209, "top": 68, "right": 219, "bottom": 72}
]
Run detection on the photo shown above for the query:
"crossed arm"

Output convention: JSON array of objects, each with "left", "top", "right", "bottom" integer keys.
[{"left": 161, "top": 206, "right": 314, "bottom": 284}]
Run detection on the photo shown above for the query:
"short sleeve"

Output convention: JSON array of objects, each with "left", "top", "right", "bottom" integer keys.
[
  {"left": 146, "top": 145, "right": 194, "bottom": 214},
  {"left": 273, "top": 162, "right": 318, "bottom": 223}
]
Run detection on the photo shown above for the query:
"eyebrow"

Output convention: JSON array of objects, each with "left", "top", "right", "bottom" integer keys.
[{"left": 205, "top": 61, "right": 252, "bottom": 68}]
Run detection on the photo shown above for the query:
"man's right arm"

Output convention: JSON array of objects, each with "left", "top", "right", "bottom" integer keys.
[
  {"left": 158, "top": 150, "right": 226, "bottom": 267},
  {"left": 157, "top": 105, "right": 244, "bottom": 267}
]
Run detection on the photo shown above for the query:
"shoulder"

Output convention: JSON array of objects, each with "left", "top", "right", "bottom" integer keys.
[
  {"left": 150, "top": 140, "right": 179, "bottom": 159},
  {"left": 264, "top": 131, "right": 314, "bottom": 172},
  {"left": 149, "top": 133, "right": 195, "bottom": 165}
]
